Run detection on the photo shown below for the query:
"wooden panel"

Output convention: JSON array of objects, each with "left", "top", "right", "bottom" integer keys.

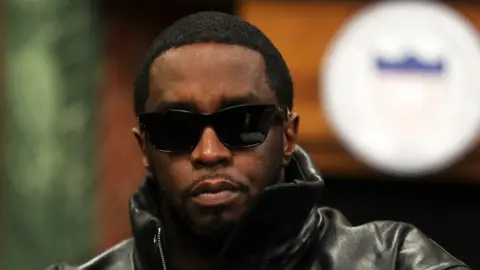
[
  {"left": 98, "top": 16, "right": 145, "bottom": 252},
  {"left": 238, "top": 1, "right": 480, "bottom": 180}
]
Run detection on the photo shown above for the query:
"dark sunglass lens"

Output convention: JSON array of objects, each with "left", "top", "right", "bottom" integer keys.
[
  {"left": 215, "top": 106, "right": 275, "bottom": 148},
  {"left": 142, "top": 111, "right": 203, "bottom": 152}
]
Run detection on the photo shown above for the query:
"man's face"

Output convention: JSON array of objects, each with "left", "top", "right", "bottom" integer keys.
[{"left": 134, "top": 43, "right": 298, "bottom": 237}]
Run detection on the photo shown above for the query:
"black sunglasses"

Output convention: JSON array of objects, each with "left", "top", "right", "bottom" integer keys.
[{"left": 137, "top": 104, "right": 289, "bottom": 153}]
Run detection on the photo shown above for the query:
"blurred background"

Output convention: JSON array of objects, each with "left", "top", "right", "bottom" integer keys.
[{"left": 1, "top": 0, "right": 480, "bottom": 269}]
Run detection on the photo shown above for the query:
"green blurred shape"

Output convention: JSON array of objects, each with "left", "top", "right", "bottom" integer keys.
[{"left": 2, "top": 0, "right": 101, "bottom": 269}]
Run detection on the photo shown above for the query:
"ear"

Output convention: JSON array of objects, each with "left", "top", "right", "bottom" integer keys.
[
  {"left": 283, "top": 112, "right": 299, "bottom": 166},
  {"left": 132, "top": 127, "right": 149, "bottom": 169}
]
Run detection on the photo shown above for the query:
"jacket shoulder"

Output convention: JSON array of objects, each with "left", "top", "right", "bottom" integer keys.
[
  {"left": 316, "top": 207, "right": 470, "bottom": 269},
  {"left": 45, "top": 238, "right": 135, "bottom": 270}
]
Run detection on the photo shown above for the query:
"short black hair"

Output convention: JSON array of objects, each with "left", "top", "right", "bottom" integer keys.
[{"left": 133, "top": 11, "right": 293, "bottom": 115}]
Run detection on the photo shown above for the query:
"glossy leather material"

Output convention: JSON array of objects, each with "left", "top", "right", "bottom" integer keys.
[{"left": 47, "top": 146, "right": 470, "bottom": 270}]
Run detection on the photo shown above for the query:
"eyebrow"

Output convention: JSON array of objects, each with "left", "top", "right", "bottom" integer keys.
[{"left": 152, "top": 93, "right": 262, "bottom": 113}]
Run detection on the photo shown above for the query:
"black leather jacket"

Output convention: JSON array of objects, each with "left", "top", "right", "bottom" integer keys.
[{"left": 47, "top": 146, "right": 470, "bottom": 270}]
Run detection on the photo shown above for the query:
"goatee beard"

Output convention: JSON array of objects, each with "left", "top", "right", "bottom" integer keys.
[
  {"left": 151, "top": 172, "right": 235, "bottom": 255},
  {"left": 165, "top": 201, "right": 235, "bottom": 255}
]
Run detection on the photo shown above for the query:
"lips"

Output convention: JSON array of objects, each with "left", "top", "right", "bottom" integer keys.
[
  {"left": 190, "top": 178, "right": 240, "bottom": 197},
  {"left": 189, "top": 177, "right": 243, "bottom": 207}
]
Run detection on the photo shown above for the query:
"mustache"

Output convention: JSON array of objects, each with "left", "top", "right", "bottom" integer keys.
[{"left": 186, "top": 173, "right": 249, "bottom": 195}]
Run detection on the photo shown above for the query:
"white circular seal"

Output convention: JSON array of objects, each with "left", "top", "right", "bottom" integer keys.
[{"left": 322, "top": 1, "right": 480, "bottom": 176}]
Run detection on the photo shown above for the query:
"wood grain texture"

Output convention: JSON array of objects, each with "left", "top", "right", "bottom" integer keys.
[
  {"left": 238, "top": 1, "right": 480, "bottom": 180},
  {"left": 98, "top": 13, "right": 153, "bottom": 252}
]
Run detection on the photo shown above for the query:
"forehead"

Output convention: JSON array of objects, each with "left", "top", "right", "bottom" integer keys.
[{"left": 145, "top": 43, "right": 276, "bottom": 113}]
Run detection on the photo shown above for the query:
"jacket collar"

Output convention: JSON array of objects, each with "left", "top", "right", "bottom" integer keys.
[{"left": 129, "top": 145, "right": 325, "bottom": 269}]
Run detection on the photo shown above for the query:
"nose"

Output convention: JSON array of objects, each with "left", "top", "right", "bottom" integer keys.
[{"left": 191, "top": 126, "right": 232, "bottom": 168}]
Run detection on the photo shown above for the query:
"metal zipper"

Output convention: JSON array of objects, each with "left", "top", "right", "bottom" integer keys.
[{"left": 154, "top": 227, "right": 167, "bottom": 270}]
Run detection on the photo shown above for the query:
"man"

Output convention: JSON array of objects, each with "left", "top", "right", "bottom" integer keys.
[{"left": 48, "top": 11, "right": 470, "bottom": 270}]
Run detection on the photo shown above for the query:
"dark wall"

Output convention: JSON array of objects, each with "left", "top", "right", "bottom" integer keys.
[{"left": 321, "top": 176, "right": 480, "bottom": 268}]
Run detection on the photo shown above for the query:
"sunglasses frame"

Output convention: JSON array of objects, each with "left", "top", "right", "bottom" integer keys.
[{"left": 137, "top": 104, "right": 291, "bottom": 153}]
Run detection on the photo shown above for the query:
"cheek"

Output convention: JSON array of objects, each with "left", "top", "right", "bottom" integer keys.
[
  {"left": 148, "top": 151, "right": 193, "bottom": 194},
  {"left": 233, "top": 128, "right": 284, "bottom": 191}
]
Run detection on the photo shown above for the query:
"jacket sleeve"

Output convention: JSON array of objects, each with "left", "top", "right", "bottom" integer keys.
[{"left": 398, "top": 225, "right": 471, "bottom": 270}]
